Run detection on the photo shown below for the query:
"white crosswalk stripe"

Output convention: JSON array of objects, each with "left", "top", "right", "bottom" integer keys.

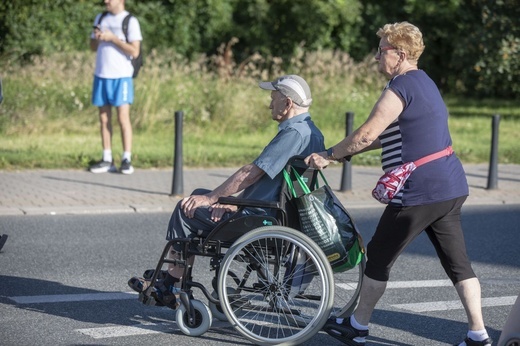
[
  {"left": 6, "top": 280, "right": 516, "bottom": 340},
  {"left": 76, "top": 320, "right": 232, "bottom": 339},
  {"left": 392, "top": 295, "right": 517, "bottom": 312},
  {"left": 9, "top": 292, "right": 137, "bottom": 304}
]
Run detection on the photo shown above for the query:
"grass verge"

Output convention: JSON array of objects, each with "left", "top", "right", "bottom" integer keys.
[{"left": 0, "top": 50, "right": 518, "bottom": 170}]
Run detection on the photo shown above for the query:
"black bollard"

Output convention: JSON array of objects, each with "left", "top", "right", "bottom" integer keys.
[
  {"left": 340, "top": 112, "right": 354, "bottom": 192},
  {"left": 0, "top": 234, "right": 8, "bottom": 251},
  {"left": 171, "top": 111, "right": 184, "bottom": 196},
  {"left": 486, "top": 114, "right": 500, "bottom": 190}
]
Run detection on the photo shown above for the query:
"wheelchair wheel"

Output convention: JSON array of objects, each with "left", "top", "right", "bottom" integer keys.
[
  {"left": 331, "top": 255, "right": 366, "bottom": 318},
  {"left": 209, "top": 291, "right": 227, "bottom": 322},
  {"left": 209, "top": 287, "right": 241, "bottom": 322},
  {"left": 218, "top": 226, "right": 334, "bottom": 346},
  {"left": 175, "top": 299, "right": 212, "bottom": 337},
  {"left": 504, "top": 337, "right": 520, "bottom": 346}
]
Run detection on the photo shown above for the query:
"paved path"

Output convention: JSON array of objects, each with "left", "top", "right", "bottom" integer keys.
[{"left": 0, "top": 164, "right": 519, "bottom": 216}]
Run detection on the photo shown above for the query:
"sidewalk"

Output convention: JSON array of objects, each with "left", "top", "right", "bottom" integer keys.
[{"left": 0, "top": 164, "right": 519, "bottom": 216}]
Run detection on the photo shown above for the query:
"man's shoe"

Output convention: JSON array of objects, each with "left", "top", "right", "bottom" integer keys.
[
  {"left": 128, "top": 276, "right": 179, "bottom": 310},
  {"left": 454, "top": 337, "right": 493, "bottom": 346},
  {"left": 322, "top": 316, "right": 368, "bottom": 346},
  {"left": 120, "top": 159, "right": 134, "bottom": 175},
  {"left": 89, "top": 160, "right": 117, "bottom": 173},
  {"left": 128, "top": 276, "right": 153, "bottom": 293},
  {"left": 154, "top": 284, "right": 181, "bottom": 310}
]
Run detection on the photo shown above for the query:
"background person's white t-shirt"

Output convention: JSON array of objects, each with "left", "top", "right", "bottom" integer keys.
[{"left": 91, "top": 11, "right": 142, "bottom": 79}]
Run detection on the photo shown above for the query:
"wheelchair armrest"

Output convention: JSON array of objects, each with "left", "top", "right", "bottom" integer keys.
[{"left": 218, "top": 196, "right": 280, "bottom": 210}]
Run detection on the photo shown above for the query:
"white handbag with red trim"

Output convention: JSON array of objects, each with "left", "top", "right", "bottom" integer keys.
[{"left": 372, "top": 146, "right": 454, "bottom": 204}]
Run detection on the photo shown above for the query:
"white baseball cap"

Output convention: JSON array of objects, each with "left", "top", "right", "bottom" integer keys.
[{"left": 259, "top": 75, "right": 312, "bottom": 107}]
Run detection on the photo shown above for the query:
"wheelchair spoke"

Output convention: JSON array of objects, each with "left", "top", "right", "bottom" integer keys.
[{"left": 218, "top": 226, "right": 335, "bottom": 345}]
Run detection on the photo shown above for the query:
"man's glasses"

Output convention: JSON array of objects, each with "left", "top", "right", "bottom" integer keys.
[{"left": 377, "top": 46, "right": 397, "bottom": 55}]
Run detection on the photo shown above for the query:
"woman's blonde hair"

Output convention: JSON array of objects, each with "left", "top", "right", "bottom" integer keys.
[{"left": 377, "top": 22, "right": 425, "bottom": 62}]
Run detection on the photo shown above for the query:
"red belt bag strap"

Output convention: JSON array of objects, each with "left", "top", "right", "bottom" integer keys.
[{"left": 372, "top": 146, "right": 454, "bottom": 204}]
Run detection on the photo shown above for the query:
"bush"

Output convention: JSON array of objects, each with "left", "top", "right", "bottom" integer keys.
[{"left": 0, "top": 0, "right": 519, "bottom": 98}]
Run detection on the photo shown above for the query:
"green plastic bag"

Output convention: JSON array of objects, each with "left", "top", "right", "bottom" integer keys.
[{"left": 283, "top": 169, "right": 364, "bottom": 273}]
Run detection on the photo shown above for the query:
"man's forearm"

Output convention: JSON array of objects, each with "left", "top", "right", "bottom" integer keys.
[{"left": 208, "top": 164, "right": 264, "bottom": 203}]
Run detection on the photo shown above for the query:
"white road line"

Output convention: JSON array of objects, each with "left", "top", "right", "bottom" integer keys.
[
  {"left": 336, "top": 279, "right": 452, "bottom": 291},
  {"left": 386, "top": 279, "right": 452, "bottom": 288},
  {"left": 77, "top": 325, "right": 163, "bottom": 338},
  {"left": 393, "top": 295, "right": 517, "bottom": 312},
  {"left": 9, "top": 292, "right": 137, "bottom": 304},
  {"left": 76, "top": 320, "right": 231, "bottom": 339}
]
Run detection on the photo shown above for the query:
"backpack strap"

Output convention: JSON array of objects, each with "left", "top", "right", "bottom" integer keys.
[
  {"left": 97, "top": 11, "right": 132, "bottom": 43},
  {"left": 122, "top": 13, "right": 132, "bottom": 42},
  {"left": 96, "top": 11, "right": 109, "bottom": 26}
]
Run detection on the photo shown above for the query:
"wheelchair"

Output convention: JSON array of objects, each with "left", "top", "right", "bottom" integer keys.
[{"left": 136, "top": 156, "right": 366, "bottom": 345}]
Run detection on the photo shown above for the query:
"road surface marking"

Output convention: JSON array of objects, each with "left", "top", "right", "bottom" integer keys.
[
  {"left": 336, "top": 279, "right": 452, "bottom": 291},
  {"left": 9, "top": 292, "right": 137, "bottom": 304},
  {"left": 76, "top": 320, "right": 232, "bottom": 339},
  {"left": 393, "top": 295, "right": 517, "bottom": 312}
]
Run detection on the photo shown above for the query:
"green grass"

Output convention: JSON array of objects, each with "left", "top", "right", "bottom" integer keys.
[{"left": 0, "top": 50, "right": 519, "bottom": 170}]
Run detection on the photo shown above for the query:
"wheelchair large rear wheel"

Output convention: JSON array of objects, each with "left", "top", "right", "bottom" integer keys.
[{"left": 218, "top": 226, "right": 334, "bottom": 346}]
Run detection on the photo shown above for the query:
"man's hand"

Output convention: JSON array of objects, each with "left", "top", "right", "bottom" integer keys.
[
  {"left": 94, "top": 28, "right": 117, "bottom": 43},
  {"left": 304, "top": 151, "right": 330, "bottom": 170},
  {"left": 181, "top": 195, "right": 214, "bottom": 218},
  {"left": 209, "top": 203, "right": 237, "bottom": 222}
]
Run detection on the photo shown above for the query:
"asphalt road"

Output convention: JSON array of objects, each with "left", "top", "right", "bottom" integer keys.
[{"left": 0, "top": 204, "right": 519, "bottom": 345}]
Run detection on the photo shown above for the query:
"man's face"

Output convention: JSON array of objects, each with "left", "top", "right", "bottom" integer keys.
[
  {"left": 269, "top": 91, "right": 289, "bottom": 122},
  {"left": 104, "top": 0, "right": 124, "bottom": 13}
]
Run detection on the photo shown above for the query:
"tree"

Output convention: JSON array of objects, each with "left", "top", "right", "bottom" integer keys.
[{"left": 450, "top": 0, "right": 520, "bottom": 97}]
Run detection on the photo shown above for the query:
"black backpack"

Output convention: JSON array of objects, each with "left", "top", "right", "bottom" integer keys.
[{"left": 97, "top": 11, "right": 143, "bottom": 78}]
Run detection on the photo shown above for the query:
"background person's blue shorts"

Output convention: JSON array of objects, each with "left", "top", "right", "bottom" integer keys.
[{"left": 92, "top": 76, "right": 134, "bottom": 107}]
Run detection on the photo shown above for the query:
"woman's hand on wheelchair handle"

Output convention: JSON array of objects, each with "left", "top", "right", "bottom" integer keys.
[{"left": 304, "top": 152, "right": 330, "bottom": 170}]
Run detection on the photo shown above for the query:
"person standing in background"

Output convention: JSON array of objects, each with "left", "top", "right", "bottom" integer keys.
[{"left": 89, "top": 0, "right": 142, "bottom": 174}]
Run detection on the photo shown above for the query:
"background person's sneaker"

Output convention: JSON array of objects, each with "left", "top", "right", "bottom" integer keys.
[
  {"left": 120, "top": 159, "right": 134, "bottom": 174},
  {"left": 89, "top": 160, "right": 117, "bottom": 173}
]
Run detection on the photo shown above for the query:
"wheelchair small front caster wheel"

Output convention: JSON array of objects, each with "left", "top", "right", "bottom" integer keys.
[{"left": 175, "top": 299, "right": 212, "bottom": 336}]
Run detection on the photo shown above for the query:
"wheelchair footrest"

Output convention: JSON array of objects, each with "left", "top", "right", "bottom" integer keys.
[{"left": 139, "top": 292, "right": 158, "bottom": 306}]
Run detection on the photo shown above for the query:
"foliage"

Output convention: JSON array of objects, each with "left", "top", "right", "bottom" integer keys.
[
  {"left": 0, "top": 0, "right": 99, "bottom": 62},
  {"left": 351, "top": 0, "right": 520, "bottom": 97},
  {"left": 450, "top": 0, "right": 520, "bottom": 98},
  {"left": 0, "top": 0, "right": 519, "bottom": 97},
  {"left": 0, "top": 50, "right": 518, "bottom": 170},
  {"left": 228, "top": 0, "right": 362, "bottom": 63}
]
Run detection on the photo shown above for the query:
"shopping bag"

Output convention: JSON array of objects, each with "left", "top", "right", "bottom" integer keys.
[{"left": 284, "top": 168, "right": 364, "bottom": 272}]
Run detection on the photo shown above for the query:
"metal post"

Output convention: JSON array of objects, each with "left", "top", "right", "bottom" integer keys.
[
  {"left": 340, "top": 112, "right": 354, "bottom": 191},
  {"left": 171, "top": 111, "right": 184, "bottom": 196},
  {"left": 486, "top": 114, "right": 500, "bottom": 190}
]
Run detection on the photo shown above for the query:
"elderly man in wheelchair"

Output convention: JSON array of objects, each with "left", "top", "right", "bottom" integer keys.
[{"left": 127, "top": 75, "right": 364, "bottom": 345}]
